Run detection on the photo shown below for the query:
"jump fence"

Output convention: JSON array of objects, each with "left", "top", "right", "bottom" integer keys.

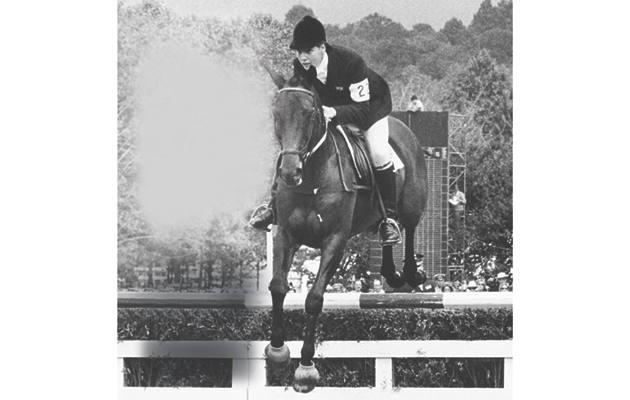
[{"left": 118, "top": 292, "right": 513, "bottom": 399}]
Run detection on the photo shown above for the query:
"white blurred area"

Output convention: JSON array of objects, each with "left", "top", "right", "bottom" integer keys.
[{"left": 136, "top": 43, "right": 273, "bottom": 227}]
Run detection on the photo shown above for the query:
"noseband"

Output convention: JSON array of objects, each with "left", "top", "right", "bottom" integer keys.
[{"left": 276, "top": 87, "right": 327, "bottom": 164}]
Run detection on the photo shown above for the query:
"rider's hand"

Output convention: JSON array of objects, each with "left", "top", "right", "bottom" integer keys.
[{"left": 323, "top": 106, "right": 337, "bottom": 121}]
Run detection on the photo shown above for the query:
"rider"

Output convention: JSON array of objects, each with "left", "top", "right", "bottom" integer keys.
[{"left": 249, "top": 16, "right": 401, "bottom": 246}]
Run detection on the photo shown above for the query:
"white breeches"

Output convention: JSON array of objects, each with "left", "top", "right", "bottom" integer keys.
[{"left": 363, "top": 117, "right": 392, "bottom": 170}]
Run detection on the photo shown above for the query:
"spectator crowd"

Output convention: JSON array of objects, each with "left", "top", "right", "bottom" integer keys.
[{"left": 320, "top": 252, "right": 513, "bottom": 293}]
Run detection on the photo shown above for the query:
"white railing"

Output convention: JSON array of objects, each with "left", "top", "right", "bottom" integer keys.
[
  {"left": 118, "top": 339, "right": 512, "bottom": 399},
  {"left": 118, "top": 292, "right": 512, "bottom": 398}
]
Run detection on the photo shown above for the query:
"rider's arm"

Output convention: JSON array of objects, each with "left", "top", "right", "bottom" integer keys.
[{"left": 332, "top": 57, "right": 370, "bottom": 127}]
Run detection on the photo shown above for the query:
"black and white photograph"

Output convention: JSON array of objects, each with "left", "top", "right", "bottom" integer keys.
[
  {"left": 6, "top": 1, "right": 627, "bottom": 399},
  {"left": 115, "top": 0, "right": 514, "bottom": 397}
]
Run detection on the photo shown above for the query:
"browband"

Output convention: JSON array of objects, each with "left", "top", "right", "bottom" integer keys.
[{"left": 278, "top": 87, "right": 315, "bottom": 96}]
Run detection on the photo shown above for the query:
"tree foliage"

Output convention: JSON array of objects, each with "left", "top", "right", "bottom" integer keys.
[
  {"left": 443, "top": 51, "right": 513, "bottom": 247},
  {"left": 284, "top": 4, "right": 315, "bottom": 27},
  {"left": 438, "top": 18, "right": 470, "bottom": 46}
]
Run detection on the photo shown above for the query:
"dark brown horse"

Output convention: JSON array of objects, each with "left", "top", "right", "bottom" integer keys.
[{"left": 264, "top": 71, "right": 428, "bottom": 393}]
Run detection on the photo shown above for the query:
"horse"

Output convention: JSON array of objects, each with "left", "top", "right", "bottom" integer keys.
[{"left": 263, "top": 70, "right": 428, "bottom": 393}]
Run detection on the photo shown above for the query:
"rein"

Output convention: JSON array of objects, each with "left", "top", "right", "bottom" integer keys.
[{"left": 277, "top": 87, "right": 328, "bottom": 164}]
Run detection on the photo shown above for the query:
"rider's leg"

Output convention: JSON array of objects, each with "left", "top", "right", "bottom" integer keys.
[
  {"left": 364, "top": 118, "right": 401, "bottom": 246},
  {"left": 249, "top": 181, "right": 277, "bottom": 232}
]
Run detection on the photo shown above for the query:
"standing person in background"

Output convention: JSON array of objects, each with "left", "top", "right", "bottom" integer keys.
[
  {"left": 449, "top": 183, "right": 467, "bottom": 250},
  {"left": 407, "top": 95, "right": 424, "bottom": 112}
]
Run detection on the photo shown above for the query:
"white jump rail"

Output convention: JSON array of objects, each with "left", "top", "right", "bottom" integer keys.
[
  {"left": 118, "top": 291, "right": 513, "bottom": 309},
  {"left": 118, "top": 292, "right": 513, "bottom": 399}
]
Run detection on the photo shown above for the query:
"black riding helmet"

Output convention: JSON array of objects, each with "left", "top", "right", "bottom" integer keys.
[{"left": 290, "top": 16, "right": 326, "bottom": 51}]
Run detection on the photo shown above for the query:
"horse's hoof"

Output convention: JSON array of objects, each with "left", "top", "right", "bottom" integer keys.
[
  {"left": 293, "top": 363, "right": 319, "bottom": 393},
  {"left": 384, "top": 271, "right": 406, "bottom": 288},
  {"left": 406, "top": 270, "right": 427, "bottom": 287},
  {"left": 264, "top": 344, "right": 291, "bottom": 369}
]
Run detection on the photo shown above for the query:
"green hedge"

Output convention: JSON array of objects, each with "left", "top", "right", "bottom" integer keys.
[
  {"left": 119, "top": 308, "right": 512, "bottom": 388},
  {"left": 118, "top": 308, "right": 512, "bottom": 341}
]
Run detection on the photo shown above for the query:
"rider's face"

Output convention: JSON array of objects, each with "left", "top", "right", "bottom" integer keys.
[{"left": 294, "top": 44, "right": 325, "bottom": 70}]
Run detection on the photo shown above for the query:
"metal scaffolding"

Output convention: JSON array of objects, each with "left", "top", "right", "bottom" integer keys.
[{"left": 447, "top": 114, "right": 467, "bottom": 281}]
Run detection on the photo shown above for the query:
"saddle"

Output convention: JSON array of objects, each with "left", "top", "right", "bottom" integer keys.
[
  {"left": 332, "top": 124, "right": 405, "bottom": 191},
  {"left": 331, "top": 124, "right": 373, "bottom": 191}
]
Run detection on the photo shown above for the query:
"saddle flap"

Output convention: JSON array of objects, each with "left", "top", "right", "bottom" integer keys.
[{"left": 338, "top": 125, "right": 404, "bottom": 187}]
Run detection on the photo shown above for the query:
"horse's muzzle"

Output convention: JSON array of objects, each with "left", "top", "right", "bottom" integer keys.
[
  {"left": 280, "top": 158, "right": 303, "bottom": 187},
  {"left": 281, "top": 167, "right": 303, "bottom": 187}
]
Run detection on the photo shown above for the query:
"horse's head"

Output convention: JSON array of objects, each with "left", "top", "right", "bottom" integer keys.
[{"left": 266, "top": 68, "right": 326, "bottom": 187}]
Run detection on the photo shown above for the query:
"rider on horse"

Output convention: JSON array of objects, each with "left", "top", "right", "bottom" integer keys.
[{"left": 250, "top": 16, "right": 401, "bottom": 246}]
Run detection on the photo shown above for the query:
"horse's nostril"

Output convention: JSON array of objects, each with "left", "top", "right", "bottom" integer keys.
[{"left": 296, "top": 167, "right": 303, "bottom": 177}]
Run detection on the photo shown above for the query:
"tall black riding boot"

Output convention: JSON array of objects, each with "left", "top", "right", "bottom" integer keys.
[{"left": 374, "top": 164, "right": 402, "bottom": 246}]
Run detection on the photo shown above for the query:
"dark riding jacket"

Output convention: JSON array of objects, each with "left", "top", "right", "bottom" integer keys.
[{"left": 293, "top": 43, "right": 392, "bottom": 131}]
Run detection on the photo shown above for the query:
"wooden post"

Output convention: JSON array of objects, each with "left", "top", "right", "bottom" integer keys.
[
  {"left": 232, "top": 359, "right": 249, "bottom": 388},
  {"left": 375, "top": 358, "right": 393, "bottom": 390},
  {"left": 504, "top": 357, "right": 513, "bottom": 391},
  {"left": 257, "top": 229, "right": 273, "bottom": 292}
]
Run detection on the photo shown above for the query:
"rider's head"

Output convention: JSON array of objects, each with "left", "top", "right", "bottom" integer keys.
[{"left": 290, "top": 16, "right": 327, "bottom": 70}]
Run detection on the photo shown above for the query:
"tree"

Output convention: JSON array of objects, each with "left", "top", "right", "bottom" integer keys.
[
  {"left": 469, "top": 0, "right": 512, "bottom": 65},
  {"left": 438, "top": 18, "right": 470, "bottom": 46},
  {"left": 470, "top": 0, "right": 512, "bottom": 34},
  {"left": 476, "top": 28, "right": 512, "bottom": 65},
  {"left": 369, "top": 38, "right": 418, "bottom": 79},
  {"left": 353, "top": 13, "right": 409, "bottom": 43},
  {"left": 444, "top": 50, "right": 512, "bottom": 137},
  {"left": 284, "top": 4, "right": 315, "bottom": 27},
  {"left": 411, "top": 23, "right": 436, "bottom": 36},
  {"left": 442, "top": 51, "right": 513, "bottom": 248},
  {"left": 247, "top": 13, "right": 294, "bottom": 77}
]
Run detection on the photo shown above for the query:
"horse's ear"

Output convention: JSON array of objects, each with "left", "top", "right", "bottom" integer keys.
[{"left": 263, "top": 65, "right": 286, "bottom": 90}]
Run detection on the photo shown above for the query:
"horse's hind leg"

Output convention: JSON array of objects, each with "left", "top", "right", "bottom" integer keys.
[
  {"left": 265, "top": 227, "right": 298, "bottom": 369},
  {"left": 293, "top": 233, "right": 347, "bottom": 393},
  {"left": 381, "top": 245, "right": 406, "bottom": 288},
  {"left": 402, "top": 225, "right": 427, "bottom": 287}
]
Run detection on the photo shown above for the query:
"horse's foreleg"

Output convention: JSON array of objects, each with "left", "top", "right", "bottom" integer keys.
[
  {"left": 293, "top": 234, "right": 347, "bottom": 393},
  {"left": 381, "top": 245, "right": 406, "bottom": 288},
  {"left": 265, "top": 227, "right": 298, "bottom": 369},
  {"left": 402, "top": 226, "right": 427, "bottom": 287}
]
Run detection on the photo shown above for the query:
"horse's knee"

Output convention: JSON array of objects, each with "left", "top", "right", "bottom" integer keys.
[
  {"left": 305, "top": 291, "right": 324, "bottom": 315},
  {"left": 269, "top": 277, "right": 289, "bottom": 296}
]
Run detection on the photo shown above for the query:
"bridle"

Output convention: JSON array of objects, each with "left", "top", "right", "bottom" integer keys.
[{"left": 276, "top": 87, "right": 328, "bottom": 165}]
